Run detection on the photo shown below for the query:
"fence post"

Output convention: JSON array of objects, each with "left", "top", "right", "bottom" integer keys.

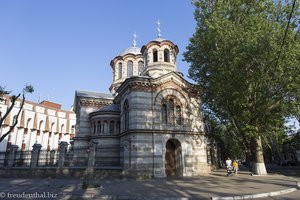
[
  {"left": 58, "top": 141, "right": 68, "bottom": 168},
  {"left": 30, "top": 143, "right": 42, "bottom": 167},
  {"left": 87, "top": 140, "right": 98, "bottom": 168},
  {"left": 7, "top": 145, "right": 18, "bottom": 167}
]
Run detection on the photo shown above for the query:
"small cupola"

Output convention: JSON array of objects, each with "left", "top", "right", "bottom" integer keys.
[
  {"left": 140, "top": 20, "right": 179, "bottom": 78},
  {"left": 109, "top": 33, "right": 144, "bottom": 94}
]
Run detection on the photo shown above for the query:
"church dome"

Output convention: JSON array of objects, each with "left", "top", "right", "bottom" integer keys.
[
  {"left": 119, "top": 47, "right": 141, "bottom": 56},
  {"left": 154, "top": 37, "right": 166, "bottom": 42}
]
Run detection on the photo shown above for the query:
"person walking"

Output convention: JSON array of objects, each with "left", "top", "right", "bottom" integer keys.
[
  {"left": 233, "top": 160, "right": 239, "bottom": 175},
  {"left": 225, "top": 158, "right": 233, "bottom": 176},
  {"left": 226, "top": 158, "right": 232, "bottom": 169}
]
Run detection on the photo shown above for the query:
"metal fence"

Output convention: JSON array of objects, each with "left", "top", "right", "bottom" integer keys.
[
  {"left": 0, "top": 144, "right": 121, "bottom": 168},
  {"left": 0, "top": 151, "right": 8, "bottom": 166},
  {"left": 14, "top": 150, "right": 31, "bottom": 167},
  {"left": 38, "top": 150, "right": 59, "bottom": 167}
]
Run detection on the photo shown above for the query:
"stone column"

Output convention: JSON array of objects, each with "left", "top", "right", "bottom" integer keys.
[
  {"left": 30, "top": 143, "right": 42, "bottom": 167},
  {"left": 7, "top": 145, "right": 18, "bottom": 167},
  {"left": 87, "top": 140, "right": 98, "bottom": 168},
  {"left": 67, "top": 140, "right": 74, "bottom": 167},
  {"left": 58, "top": 141, "right": 68, "bottom": 168}
]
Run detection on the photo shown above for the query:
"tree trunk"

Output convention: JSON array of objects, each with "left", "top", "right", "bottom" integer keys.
[{"left": 252, "top": 136, "right": 267, "bottom": 175}]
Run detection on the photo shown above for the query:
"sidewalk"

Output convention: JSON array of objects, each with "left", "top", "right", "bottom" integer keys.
[{"left": 0, "top": 167, "right": 298, "bottom": 200}]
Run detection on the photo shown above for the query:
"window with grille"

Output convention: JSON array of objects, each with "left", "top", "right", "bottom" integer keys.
[
  {"left": 161, "top": 102, "right": 167, "bottom": 125},
  {"left": 176, "top": 106, "right": 182, "bottom": 125},
  {"left": 109, "top": 121, "right": 114, "bottom": 133},
  {"left": 138, "top": 61, "right": 144, "bottom": 75},
  {"left": 161, "top": 96, "right": 182, "bottom": 126},
  {"left": 164, "top": 49, "right": 170, "bottom": 62},
  {"left": 124, "top": 100, "right": 129, "bottom": 130},
  {"left": 153, "top": 49, "right": 158, "bottom": 62},
  {"left": 168, "top": 99, "right": 175, "bottom": 125},
  {"left": 97, "top": 122, "right": 101, "bottom": 134},
  {"left": 127, "top": 61, "right": 133, "bottom": 77},
  {"left": 118, "top": 62, "right": 122, "bottom": 79}
]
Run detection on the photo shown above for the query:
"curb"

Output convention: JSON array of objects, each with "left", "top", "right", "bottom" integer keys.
[
  {"left": 61, "top": 194, "right": 192, "bottom": 200},
  {"left": 211, "top": 187, "right": 298, "bottom": 200},
  {"left": 62, "top": 182, "right": 300, "bottom": 200},
  {"left": 63, "top": 187, "right": 298, "bottom": 200}
]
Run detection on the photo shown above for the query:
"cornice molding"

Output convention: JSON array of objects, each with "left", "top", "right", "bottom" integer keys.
[{"left": 80, "top": 99, "right": 113, "bottom": 108}]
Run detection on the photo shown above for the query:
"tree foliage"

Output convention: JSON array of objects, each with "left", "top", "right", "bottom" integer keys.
[
  {"left": 0, "top": 85, "right": 34, "bottom": 143},
  {"left": 184, "top": 0, "right": 300, "bottom": 166}
]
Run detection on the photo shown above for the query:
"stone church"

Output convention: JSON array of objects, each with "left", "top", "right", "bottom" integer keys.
[{"left": 73, "top": 29, "right": 211, "bottom": 178}]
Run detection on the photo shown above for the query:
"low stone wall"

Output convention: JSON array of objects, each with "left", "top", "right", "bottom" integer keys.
[{"left": 0, "top": 167, "right": 122, "bottom": 179}]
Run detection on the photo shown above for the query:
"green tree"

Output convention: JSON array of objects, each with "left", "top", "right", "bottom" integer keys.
[
  {"left": 184, "top": 0, "right": 300, "bottom": 175},
  {"left": 0, "top": 85, "right": 34, "bottom": 143}
]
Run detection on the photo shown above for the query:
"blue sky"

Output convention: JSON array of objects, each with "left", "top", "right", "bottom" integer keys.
[{"left": 0, "top": 0, "right": 196, "bottom": 110}]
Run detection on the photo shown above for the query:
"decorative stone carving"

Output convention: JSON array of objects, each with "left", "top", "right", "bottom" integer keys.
[
  {"left": 120, "top": 137, "right": 131, "bottom": 148},
  {"left": 80, "top": 100, "right": 112, "bottom": 108},
  {"left": 185, "top": 134, "right": 203, "bottom": 146}
]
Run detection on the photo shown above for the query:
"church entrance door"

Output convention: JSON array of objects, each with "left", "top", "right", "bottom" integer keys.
[{"left": 165, "top": 139, "right": 182, "bottom": 177}]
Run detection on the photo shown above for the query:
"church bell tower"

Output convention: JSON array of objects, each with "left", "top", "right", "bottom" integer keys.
[{"left": 140, "top": 20, "right": 179, "bottom": 78}]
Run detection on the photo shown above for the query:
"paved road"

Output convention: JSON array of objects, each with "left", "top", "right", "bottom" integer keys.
[
  {"left": 0, "top": 165, "right": 299, "bottom": 199},
  {"left": 258, "top": 164, "right": 300, "bottom": 200},
  {"left": 266, "top": 164, "right": 300, "bottom": 181},
  {"left": 0, "top": 168, "right": 297, "bottom": 199}
]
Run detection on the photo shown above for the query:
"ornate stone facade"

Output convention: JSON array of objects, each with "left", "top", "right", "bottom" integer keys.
[{"left": 73, "top": 35, "right": 211, "bottom": 177}]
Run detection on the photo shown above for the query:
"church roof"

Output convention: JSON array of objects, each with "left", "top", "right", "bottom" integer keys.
[
  {"left": 154, "top": 37, "right": 167, "bottom": 42},
  {"left": 141, "top": 39, "right": 179, "bottom": 54},
  {"left": 119, "top": 46, "right": 141, "bottom": 56},
  {"left": 98, "top": 104, "right": 120, "bottom": 112},
  {"left": 90, "top": 104, "right": 120, "bottom": 116},
  {"left": 75, "top": 90, "right": 114, "bottom": 100}
]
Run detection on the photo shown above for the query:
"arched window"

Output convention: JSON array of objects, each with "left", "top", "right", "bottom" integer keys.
[
  {"left": 26, "top": 118, "right": 31, "bottom": 128},
  {"left": 103, "top": 121, "right": 108, "bottom": 133},
  {"left": 93, "top": 122, "right": 96, "bottom": 134},
  {"left": 116, "top": 121, "right": 120, "bottom": 133},
  {"left": 61, "top": 124, "right": 64, "bottom": 134},
  {"left": 39, "top": 120, "right": 44, "bottom": 130},
  {"left": 144, "top": 55, "right": 148, "bottom": 66},
  {"left": 138, "top": 61, "right": 144, "bottom": 75},
  {"left": 164, "top": 49, "right": 170, "bottom": 62},
  {"left": 161, "top": 102, "right": 167, "bottom": 125},
  {"left": 153, "top": 49, "right": 158, "bottom": 62},
  {"left": 176, "top": 106, "right": 182, "bottom": 125},
  {"left": 60, "top": 125, "right": 64, "bottom": 140},
  {"left": 118, "top": 62, "right": 122, "bottom": 79},
  {"left": 71, "top": 125, "right": 75, "bottom": 133},
  {"left": 109, "top": 121, "right": 114, "bottom": 133},
  {"left": 161, "top": 96, "right": 182, "bottom": 126},
  {"left": 51, "top": 122, "right": 55, "bottom": 132},
  {"left": 97, "top": 121, "right": 101, "bottom": 134},
  {"left": 124, "top": 100, "right": 129, "bottom": 131},
  {"left": 168, "top": 99, "right": 175, "bottom": 125},
  {"left": 127, "top": 61, "right": 133, "bottom": 77},
  {"left": 12, "top": 115, "right": 17, "bottom": 125}
]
